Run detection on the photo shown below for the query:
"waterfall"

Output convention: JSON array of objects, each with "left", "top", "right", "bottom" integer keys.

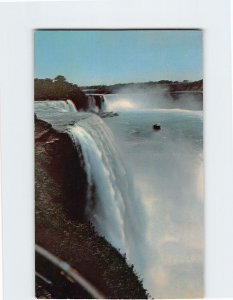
[
  {"left": 67, "top": 114, "right": 144, "bottom": 261},
  {"left": 66, "top": 99, "right": 78, "bottom": 112},
  {"left": 35, "top": 99, "right": 145, "bottom": 277},
  {"left": 35, "top": 100, "right": 78, "bottom": 113},
  {"left": 87, "top": 95, "right": 98, "bottom": 112},
  {"left": 35, "top": 95, "right": 203, "bottom": 297},
  {"left": 87, "top": 95, "right": 106, "bottom": 112}
]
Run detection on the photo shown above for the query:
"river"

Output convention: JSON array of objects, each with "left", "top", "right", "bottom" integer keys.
[{"left": 35, "top": 91, "right": 204, "bottom": 298}]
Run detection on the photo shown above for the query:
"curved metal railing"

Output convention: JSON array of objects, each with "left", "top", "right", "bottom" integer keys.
[{"left": 35, "top": 244, "right": 105, "bottom": 299}]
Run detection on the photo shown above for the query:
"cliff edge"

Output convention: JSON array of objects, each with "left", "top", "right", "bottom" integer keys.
[{"left": 35, "top": 117, "right": 148, "bottom": 299}]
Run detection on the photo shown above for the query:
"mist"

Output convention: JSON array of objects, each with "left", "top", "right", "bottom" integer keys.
[
  {"left": 35, "top": 98, "right": 204, "bottom": 298},
  {"left": 104, "top": 106, "right": 203, "bottom": 298},
  {"left": 104, "top": 85, "right": 203, "bottom": 112}
]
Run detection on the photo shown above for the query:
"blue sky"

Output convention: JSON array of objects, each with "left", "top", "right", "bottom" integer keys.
[{"left": 34, "top": 30, "right": 202, "bottom": 86}]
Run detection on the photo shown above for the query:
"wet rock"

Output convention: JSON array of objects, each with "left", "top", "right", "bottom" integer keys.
[{"left": 100, "top": 112, "right": 119, "bottom": 118}]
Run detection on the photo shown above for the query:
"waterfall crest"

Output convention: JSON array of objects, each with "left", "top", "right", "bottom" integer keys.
[{"left": 35, "top": 100, "right": 78, "bottom": 113}]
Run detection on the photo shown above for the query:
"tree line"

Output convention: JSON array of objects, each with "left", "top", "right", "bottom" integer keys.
[
  {"left": 83, "top": 79, "right": 203, "bottom": 94},
  {"left": 34, "top": 76, "right": 88, "bottom": 110}
]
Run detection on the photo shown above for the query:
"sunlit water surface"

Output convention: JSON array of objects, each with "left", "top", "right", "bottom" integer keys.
[
  {"left": 104, "top": 107, "right": 204, "bottom": 298},
  {"left": 35, "top": 94, "right": 204, "bottom": 298}
]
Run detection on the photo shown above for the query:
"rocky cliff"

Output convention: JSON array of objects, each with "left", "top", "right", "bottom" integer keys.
[{"left": 35, "top": 117, "right": 148, "bottom": 299}]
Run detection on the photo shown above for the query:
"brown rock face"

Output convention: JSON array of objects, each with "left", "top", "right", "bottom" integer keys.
[
  {"left": 35, "top": 118, "right": 87, "bottom": 221},
  {"left": 35, "top": 117, "right": 149, "bottom": 299}
]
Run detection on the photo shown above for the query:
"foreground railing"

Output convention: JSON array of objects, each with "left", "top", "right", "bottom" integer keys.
[{"left": 35, "top": 244, "right": 105, "bottom": 299}]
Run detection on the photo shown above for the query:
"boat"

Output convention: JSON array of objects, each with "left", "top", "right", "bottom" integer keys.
[{"left": 153, "top": 124, "right": 161, "bottom": 130}]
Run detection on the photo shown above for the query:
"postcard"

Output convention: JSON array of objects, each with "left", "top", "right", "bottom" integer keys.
[
  {"left": 35, "top": 29, "right": 203, "bottom": 299},
  {"left": 0, "top": 1, "right": 232, "bottom": 299}
]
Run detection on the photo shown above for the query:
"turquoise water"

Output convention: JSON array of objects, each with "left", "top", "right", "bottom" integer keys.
[
  {"left": 35, "top": 96, "right": 204, "bottom": 298},
  {"left": 105, "top": 108, "right": 204, "bottom": 298}
]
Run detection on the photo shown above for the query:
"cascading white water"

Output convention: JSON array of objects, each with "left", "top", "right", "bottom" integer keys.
[
  {"left": 67, "top": 114, "right": 145, "bottom": 262},
  {"left": 35, "top": 94, "right": 203, "bottom": 298},
  {"left": 35, "top": 99, "right": 78, "bottom": 113},
  {"left": 66, "top": 99, "right": 78, "bottom": 112},
  {"left": 87, "top": 95, "right": 98, "bottom": 112},
  {"left": 87, "top": 94, "right": 106, "bottom": 112}
]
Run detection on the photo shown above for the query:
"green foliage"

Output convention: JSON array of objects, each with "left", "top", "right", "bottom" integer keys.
[
  {"left": 34, "top": 76, "right": 88, "bottom": 110},
  {"left": 54, "top": 75, "right": 66, "bottom": 82}
]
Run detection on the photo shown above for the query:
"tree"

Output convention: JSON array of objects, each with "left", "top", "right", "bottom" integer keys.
[
  {"left": 68, "top": 88, "right": 88, "bottom": 110},
  {"left": 54, "top": 75, "right": 66, "bottom": 82},
  {"left": 34, "top": 76, "right": 88, "bottom": 110}
]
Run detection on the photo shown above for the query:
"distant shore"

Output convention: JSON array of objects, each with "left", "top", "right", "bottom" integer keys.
[
  {"left": 35, "top": 77, "right": 203, "bottom": 99},
  {"left": 81, "top": 79, "right": 203, "bottom": 94}
]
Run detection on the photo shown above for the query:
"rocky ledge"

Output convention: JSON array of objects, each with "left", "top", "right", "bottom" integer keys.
[{"left": 35, "top": 117, "right": 148, "bottom": 299}]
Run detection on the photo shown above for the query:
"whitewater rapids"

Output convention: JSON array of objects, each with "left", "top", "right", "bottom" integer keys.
[
  {"left": 35, "top": 92, "right": 204, "bottom": 298},
  {"left": 67, "top": 115, "right": 145, "bottom": 267}
]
